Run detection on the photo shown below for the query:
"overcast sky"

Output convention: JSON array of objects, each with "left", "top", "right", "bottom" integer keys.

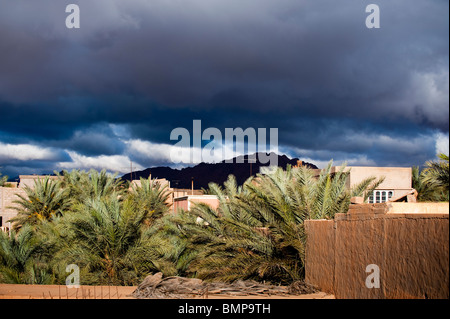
[{"left": 0, "top": 0, "right": 448, "bottom": 178}]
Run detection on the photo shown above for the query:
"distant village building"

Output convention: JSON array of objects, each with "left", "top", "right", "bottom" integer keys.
[
  {"left": 173, "top": 195, "right": 220, "bottom": 212},
  {"left": 312, "top": 166, "right": 414, "bottom": 203},
  {"left": 18, "top": 175, "right": 61, "bottom": 189}
]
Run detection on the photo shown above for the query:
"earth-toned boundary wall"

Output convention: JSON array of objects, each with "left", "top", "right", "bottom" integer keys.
[{"left": 304, "top": 203, "right": 449, "bottom": 299}]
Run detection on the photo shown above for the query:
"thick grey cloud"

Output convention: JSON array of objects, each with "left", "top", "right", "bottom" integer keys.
[{"left": 0, "top": 0, "right": 448, "bottom": 177}]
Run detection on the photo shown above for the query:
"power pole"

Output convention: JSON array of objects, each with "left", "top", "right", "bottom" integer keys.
[
  {"left": 130, "top": 160, "right": 133, "bottom": 181},
  {"left": 120, "top": 161, "right": 138, "bottom": 183}
]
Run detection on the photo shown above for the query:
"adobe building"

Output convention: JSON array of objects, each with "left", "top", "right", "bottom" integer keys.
[
  {"left": 17, "top": 175, "right": 60, "bottom": 189},
  {"left": 313, "top": 166, "right": 413, "bottom": 203},
  {"left": 0, "top": 186, "right": 24, "bottom": 231},
  {"left": 173, "top": 195, "right": 220, "bottom": 212}
]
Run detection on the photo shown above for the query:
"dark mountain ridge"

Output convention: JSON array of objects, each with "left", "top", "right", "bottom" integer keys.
[{"left": 121, "top": 152, "right": 317, "bottom": 189}]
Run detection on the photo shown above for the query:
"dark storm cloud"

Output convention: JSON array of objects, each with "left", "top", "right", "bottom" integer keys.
[
  {"left": 0, "top": 0, "right": 448, "bottom": 176},
  {"left": 48, "top": 123, "right": 126, "bottom": 157}
]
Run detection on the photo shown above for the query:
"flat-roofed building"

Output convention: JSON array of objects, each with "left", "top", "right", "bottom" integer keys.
[
  {"left": 313, "top": 166, "right": 413, "bottom": 203},
  {"left": 18, "top": 175, "right": 60, "bottom": 189},
  {"left": 173, "top": 195, "right": 220, "bottom": 212}
]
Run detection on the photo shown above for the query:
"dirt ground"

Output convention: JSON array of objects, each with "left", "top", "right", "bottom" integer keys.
[{"left": 0, "top": 284, "right": 334, "bottom": 299}]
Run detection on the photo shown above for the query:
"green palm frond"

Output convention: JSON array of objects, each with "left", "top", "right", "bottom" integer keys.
[
  {"left": 8, "top": 177, "right": 71, "bottom": 230},
  {"left": 50, "top": 195, "right": 160, "bottom": 285},
  {"left": 423, "top": 153, "right": 449, "bottom": 193},
  {"left": 0, "top": 225, "right": 53, "bottom": 284},
  {"left": 128, "top": 177, "right": 171, "bottom": 224},
  {"left": 0, "top": 172, "right": 8, "bottom": 187},
  {"left": 412, "top": 153, "right": 449, "bottom": 201}
]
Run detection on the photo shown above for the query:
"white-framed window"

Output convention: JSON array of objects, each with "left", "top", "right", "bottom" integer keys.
[{"left": 368, "top": 190, "right": 394, "bottom": 203}]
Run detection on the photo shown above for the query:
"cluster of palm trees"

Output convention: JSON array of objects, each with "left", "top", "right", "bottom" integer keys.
[
  {"left": 0, "top": 154, "right": 447, "bottom": 286},
  {"left": 0, "top": 170, "right": 172, "bottom": 285},
  {"left": 171, "top": 163, "right": 384, "bottom": 284}
]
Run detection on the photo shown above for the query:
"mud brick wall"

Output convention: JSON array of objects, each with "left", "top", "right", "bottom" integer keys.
[
  {"left": 0, "top": 187, "right": 27, "bottom": 227},
  {"left": 304, "top": 219, "right": 335, "bottom": 294},
  {"left": 305, "top": 203, "right": 449, "bottom": 299}
]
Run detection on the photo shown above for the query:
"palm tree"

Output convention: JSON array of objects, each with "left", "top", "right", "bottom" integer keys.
[
  {"left": 185, "top": 197, "right": 286, "bottom": 283},
  {"left": 56, "top": 169, "right": 87, "bottom": 203},
  {"left": 0, "top": 225, "right": 53, "bottom": 284},
  {"left": 245, "top": 162, "right": 383, "bottom": 221},
  {"left": 57, "top": 169, "right": 125, "bottom": 203},
  {"left": 176, "top": 162, "right": 384, "bottom": 284},
  {"left": 412, "top": 166, "right": 444, "bottom": 202},
  {"left": 423, "top": 153, "right": 449, "bottom": 195},
  {"left": 182, "top": 171, "right": 300, "bottom": 283},
  {"left": 8, "top": 177, "right": 71, "bottom": 230},
  {"left": 413, "top": 153, "right": 449, "bottom": 201},
  {"left": 307, "top": 162, "right": 385, "bottom": 219},
  {"left": 52, "top": 195, "right": 160, "bottom": 286},
  {"left": 128, "top": 178, "right": 172, "bottom": 225},
  {"left": 140, "top": 213, "right": 200, "bottom": 277}
]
